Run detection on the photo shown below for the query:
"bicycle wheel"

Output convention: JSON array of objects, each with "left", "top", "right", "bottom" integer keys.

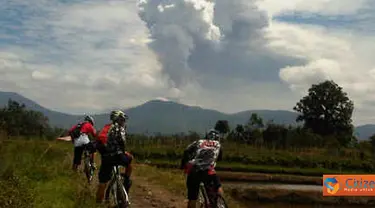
[
  {"left": 115, "top": 179, "right": 130, "bottom": 208},
  {"left": 105, "top": 179, "right": 117, "bottom": 206},
  {"left": 106, "top": 170, "right": 130, "bottom": 208},
  {"left": 83, "top": 153, "right": 93, "bottom": 183},
  {"left": 198, "top": 183, "right": 209, "bottom": 208},
  {"left": 215, "top": 195, "right": 228, "bottom": 208}
]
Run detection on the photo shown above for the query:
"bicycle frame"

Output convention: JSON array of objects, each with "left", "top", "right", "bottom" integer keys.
[{"left": 106, "top": 165, "right": 130, "bottom": 207}]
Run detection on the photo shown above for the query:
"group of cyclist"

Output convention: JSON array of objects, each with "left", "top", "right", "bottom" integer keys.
[{"left": 68, "top": 110, "right": 224, "bottom": 208}]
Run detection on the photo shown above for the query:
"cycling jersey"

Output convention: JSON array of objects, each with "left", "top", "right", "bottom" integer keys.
[
  {"left": 96, "top": 123, "right": 126, "bottom": 155},
  {"left": 181, "top": 139, "right": 223, "bottom": 172},
  {"left": 68, "top": 121, "right": 97, "bottom": 138}
]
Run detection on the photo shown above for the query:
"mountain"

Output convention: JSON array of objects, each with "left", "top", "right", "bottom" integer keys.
[
  {"left": 354, "top": 125, "right": 375, "bottom": 141},
  {"left": 1, "top": 90, "right": 374, "bottom": 138},
  {"left": 0, "top": 91, "right": 82, "bottom": 127},
  {"left": 123, "top": 100, "right": 299, "bottom": 134}
]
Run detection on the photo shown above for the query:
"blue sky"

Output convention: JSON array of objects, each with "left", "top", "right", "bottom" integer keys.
[{"left": 1, "top": 0, "right": 375, "bottom": 125}]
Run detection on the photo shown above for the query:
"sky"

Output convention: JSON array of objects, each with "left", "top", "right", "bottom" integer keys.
[{"left": 1, "top": 0, "right": 375, "bottom": 125}]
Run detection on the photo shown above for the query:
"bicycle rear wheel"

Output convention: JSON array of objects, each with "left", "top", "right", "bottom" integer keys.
[
  {"left": 198, "top": 184, "right": 209, "bottom": 208},
  {"left": 215, "top": 195, "right": 228, "bottom": 208},
  {"left": 83, "top": 153, "right": 93, "bottom": 183}
]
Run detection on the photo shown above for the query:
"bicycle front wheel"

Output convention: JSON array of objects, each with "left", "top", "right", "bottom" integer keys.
[{"left": 115, "top": 180, "right": 130, "bottom": 208}]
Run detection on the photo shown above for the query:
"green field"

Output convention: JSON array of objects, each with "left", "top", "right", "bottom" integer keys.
[
  {"left": 127, "top": 138, "right": 373, "bottom": 176},
  {"left": 0, "top": 139, "right": 100, "bottom": 208}
]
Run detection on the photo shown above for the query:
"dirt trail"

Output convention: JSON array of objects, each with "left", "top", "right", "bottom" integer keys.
[
  {"left": 85, "top": 168, "right": 186, "bottom": 208},
  {"left": 129, "top": 174, "right": 186, "bottom": 208}
]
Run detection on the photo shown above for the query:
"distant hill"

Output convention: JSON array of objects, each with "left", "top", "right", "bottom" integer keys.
[
  {"left": 0, "top": 91, "right": 82, "bottom": 128},
  {"left": 354, "top": 125, "right": 375, "bottom": 141},
  {"left": 1, "top": 90, "right": 373, "bottom": 138}
]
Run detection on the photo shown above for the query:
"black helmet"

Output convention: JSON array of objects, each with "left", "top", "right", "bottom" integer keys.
[
  {"left": 205, "top": 129, "right": 220, "bottom": 140},
  {"left": 84, "top": 115, "right": 94, "bottom": 126}
]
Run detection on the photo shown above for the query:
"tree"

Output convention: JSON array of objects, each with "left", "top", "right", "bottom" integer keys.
[
  {"left": 293, "top": 80, "right": 354, "bottom": 146},
  {"left": 246, "top": 113, "right": 264, "bottom": 130},
  {"left": 370, "top": 134, "right": 375, "bottom": 158},
  {"left": 214, "top": 120, "right": 230, "bottom": 134},
  {"left": 0, "top": 99, "right": 51, "bottom": 138}
]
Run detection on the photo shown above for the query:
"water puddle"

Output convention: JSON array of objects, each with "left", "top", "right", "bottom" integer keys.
[{"left": 242, "top": 202, "right": 364, "bottom": 208}]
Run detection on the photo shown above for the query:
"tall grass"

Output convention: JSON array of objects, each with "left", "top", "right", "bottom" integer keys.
[{"left": 0, "top": 139, "right": 100, "bottom": 208}]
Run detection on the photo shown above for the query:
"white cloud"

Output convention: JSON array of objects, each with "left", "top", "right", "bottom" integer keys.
[
  {"left": 264, "top": 20, "right": 375, "bottom": 124},
  {"left": 2, "top": 0, "right": 375, "bottom": 126},
  {"left": 257, "top": 0, "right": 368, "bottom": 18},
  {"left": 0, "top": 0, "right": 174, "bottom": 113}
]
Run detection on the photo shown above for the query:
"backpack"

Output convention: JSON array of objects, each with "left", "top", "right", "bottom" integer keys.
[
  {"left": 97, "top": 124, "right": 126, "bottom": 155},
  {"left": 69, "top": 122, "right": 85, "bottom": 140}
]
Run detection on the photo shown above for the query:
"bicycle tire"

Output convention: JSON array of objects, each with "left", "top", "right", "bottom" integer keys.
[
  {"left": 115, "top": 180, "right": 130, "bottom": 208},
  {"left": 105, "top": 166, "right": 130, "bottom": 208},
  {"left": 105, "top": 179, "right": 117, "bottom": 206},
  {"left": 83, "top": 153, "right": 93, "bottom": 183},
  {"left": 198, "top": 183, "right": 210, "bottom": 208},
  {"left": 216, "top": 195, "right": 228, "bottom": 208}
]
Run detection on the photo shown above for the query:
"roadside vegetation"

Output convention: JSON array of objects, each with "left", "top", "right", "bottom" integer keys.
[
  {"left": 1, "top": 80, "right": 375, "bottom": 178},
  {"left": 0, "top": 139, "right": 98, "bottom": 208},
  {"left": 2, "top": 79, "right": 375, "bottom": 206}
]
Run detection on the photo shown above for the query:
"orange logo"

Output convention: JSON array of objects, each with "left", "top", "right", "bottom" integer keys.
[{"left": 323, "top": 175, "right": 375, "bottom": 196}]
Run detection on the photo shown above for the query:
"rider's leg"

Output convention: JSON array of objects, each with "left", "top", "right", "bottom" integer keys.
[
  {"left": 211, "top": 174, "right": 223, "bottom": 195},
  {"left": 186, "top": 170, "right": 200, "bottom": 208},
  {"left": 96, "top": 156, "right": 112, "bottom": 203},
  {"left": 118, "top": 152, "right": 134, "bottom": 193},
  {"left": 124, "top": 152, "right": 133, "bottom": 177},
  {"left": 90, "top": 153, "right": 97, "bottom": 169},
  {"left": 72, "top": 145, "right": 84, "bottom": 171},
  {"left": 87, "top": 142, "right": 97, "bottom": 169},
  {"left": 73, "top": 134, "right": 90, "bottom": 171},
  {"left": 205, "top": 172, "right": 223, "bottom": 207}
]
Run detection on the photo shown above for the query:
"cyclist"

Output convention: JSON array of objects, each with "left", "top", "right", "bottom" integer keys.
[
  {"left": 180, "top": 128, "right": 223, "bottom": 208},
  {"left": 68, "top": 115, "right": 97, "bottom": 171},
  {"left": 95, "top": 110, "right": 134, "bottom": 204}
]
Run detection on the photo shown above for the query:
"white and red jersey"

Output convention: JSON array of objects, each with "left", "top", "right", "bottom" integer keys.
[{"left": 186, "top": 139, "right": 222, "bottom": 170}]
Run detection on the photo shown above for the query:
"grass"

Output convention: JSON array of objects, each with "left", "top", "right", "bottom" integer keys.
[
  {"left": 0, "top": 139, "right": 100, "bottom": 208},
  {"left": 2, "top": 137, "right": 372, "bottom": 207},
  {"left": 0, "top": 138, "right": 247, "bottom": 208},
  {"left": 140, "top": 158, "right": 366, "bottom": 177},
  {"left": 126, "top": 139, "right": 375, "bottom": 175},
  {"left": 133, "top": 164, "right": 248, "bottom": 208}
]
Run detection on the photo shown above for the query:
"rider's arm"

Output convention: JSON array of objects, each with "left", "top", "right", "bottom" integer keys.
[
  {"left": 217, "top": 146, "right": 223, "bottom": 162},
  {"left": 180, "top": 141, "right": 198, "bottom": 169},
  {"left": 88, "top": 123, "right": 97, "bottom": 138}
]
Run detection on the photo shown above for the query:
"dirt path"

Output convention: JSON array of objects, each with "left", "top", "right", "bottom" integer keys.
[
  {"left": 85, "top": 164, "right": 186, "bottom": 208},
  {"left": 129, "top": 174, "right": 186, "bottom": 208}
]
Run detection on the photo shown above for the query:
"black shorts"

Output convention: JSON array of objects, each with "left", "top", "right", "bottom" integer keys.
[
  {"left": 98, "top": 152, "right": 133, "bottom": 183},
  {"left": 73, "top": 142, "right": 95, "bottom": 165},
  {"left": 186, "top": 169, "right": 222, "bottom": 200}
]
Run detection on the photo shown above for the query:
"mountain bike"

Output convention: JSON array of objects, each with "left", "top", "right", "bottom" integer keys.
[
  {"left": 197, "top": 181, "right": 228, "bottom": 208},
  {"left": 83, "top": 144, "right": 95, "bottom": 183},
  {"left": 105, "top": 165, "right": 131, "bottom": 208}
]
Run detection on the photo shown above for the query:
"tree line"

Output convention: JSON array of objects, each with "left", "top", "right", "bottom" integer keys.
[
  {"left": 214, "top": 80, "right": 361, "bottom": 149},
  {"left": 0, "top": 99, "right": 64, "bottom": 140},
  {"left": 0, "top": 79, "right": 373, "bottom": 151}
]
